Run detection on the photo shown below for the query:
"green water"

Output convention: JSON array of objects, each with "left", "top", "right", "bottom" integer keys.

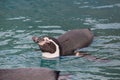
[{"left": 0, "top": 0, "right": 120, "bottom": 80}]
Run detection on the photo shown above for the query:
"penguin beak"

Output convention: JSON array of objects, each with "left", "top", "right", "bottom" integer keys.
[{"left": 32, "top": 36, "right": 44, "bottom": 43}]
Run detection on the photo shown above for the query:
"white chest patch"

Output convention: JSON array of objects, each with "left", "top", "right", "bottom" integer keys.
[{"left": 42, "top": 39, "right": 60, "bottom": 58}]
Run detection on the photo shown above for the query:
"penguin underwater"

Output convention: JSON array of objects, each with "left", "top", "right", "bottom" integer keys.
[
  {"left": 0, "top": 67, "right": 61, "bottom": 80},
  {"left": 32, "top": 28, "right": 94, "bottom": 58}
]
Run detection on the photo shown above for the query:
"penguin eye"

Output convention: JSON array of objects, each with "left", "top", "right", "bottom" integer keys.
[
  {"left": 37, "top": 39, "right": 41, "bottom": 43},
  {"left": 36, "top": 38, "right": 44, "bottom": 43}
]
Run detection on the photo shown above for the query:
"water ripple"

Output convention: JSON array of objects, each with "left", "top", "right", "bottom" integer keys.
[
  {"left": 79, "top": 3, "right": 120, "bottom": 9},
  {"left": 94, "top": 23, "right": 120, "bottom": 29},
  {"left": 0, "top": 49, "right": 21, "bottom": 56},
  {"left": 6, "top": 16, "right": 26, "bottom": 20},
  {"left": 0, "top": 39, "right": 11, "bottom": 46},
  {"left": 42, "top": 29, "right": 66, "bottom": 34},
  {"left": 38, "top": 26, "right": 61, "bottom": 29}
]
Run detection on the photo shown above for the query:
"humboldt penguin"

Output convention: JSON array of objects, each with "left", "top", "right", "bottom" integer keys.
[
  {"left": 32, "top": 28, "right": 93, "bottom": 58},
  {"left": 0, "top": 68, "right": 60, "bottom": 80}
]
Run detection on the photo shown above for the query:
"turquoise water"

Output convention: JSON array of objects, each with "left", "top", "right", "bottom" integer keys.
[{"left": 0, "top": 0, "right": 120, "bottom": 80}]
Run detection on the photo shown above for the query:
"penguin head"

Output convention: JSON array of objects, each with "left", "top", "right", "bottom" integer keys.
[{"left": 32, "top": 36, "right": 61, "bottom": 58}]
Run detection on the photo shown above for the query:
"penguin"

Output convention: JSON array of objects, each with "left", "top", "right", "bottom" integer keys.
[
  {"left": 32, "top": 28, "right": 94, "bottom": 58},
  {"left": 0, "top": 68, "right": 60, "bottom": 80}
]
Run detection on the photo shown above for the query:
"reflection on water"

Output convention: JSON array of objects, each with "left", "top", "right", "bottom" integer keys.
[
  {"left": 78, "top": 3, "right": 120, "bottom": 9},
  {"left": 0, "top": 0, "right": 120, "bottom": 80},
  {"left": 7, "top": 16, "right": 26, "bottom": 20},
  {"left": 94, "top": 23, "right": 120, "bottom": 29}
]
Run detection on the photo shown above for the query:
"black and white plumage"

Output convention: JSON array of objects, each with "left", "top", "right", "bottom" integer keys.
[{"left": 32, "top": 28, "right": 94, "bottom": 58}]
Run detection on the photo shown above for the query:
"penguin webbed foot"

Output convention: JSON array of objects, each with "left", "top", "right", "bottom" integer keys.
[
  {"left": 74, "top": 51, "right": 110, "bottom": 62},
  {"left": 74, "top": 51, "right": 90, "bottom": 57}
]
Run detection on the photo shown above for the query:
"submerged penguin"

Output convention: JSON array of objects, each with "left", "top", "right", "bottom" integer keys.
[
  {"left": 0, "top": 68, "right": 60, "bottom": 80},
  {"left": 32, "top": 28, "right": 94, "bottom": 58}
]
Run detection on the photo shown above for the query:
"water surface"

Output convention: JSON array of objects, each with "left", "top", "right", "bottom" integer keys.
[{"left": 0, "top": 0, "right": 120, "bottom": 80}]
